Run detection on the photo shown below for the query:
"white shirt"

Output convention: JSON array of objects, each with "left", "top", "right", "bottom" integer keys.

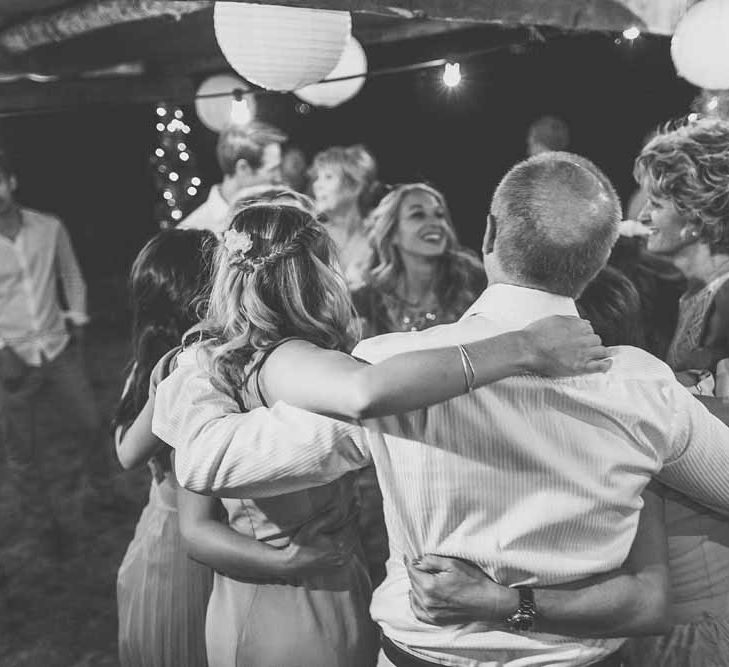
[
  {"left": 0, "top": 208, "right": 88, "bottom": 365},
  {"left": 152, "top": 284, "right": 729, "bottom": 667},
  {"left": 177, "top": 185, "right": 230, "bottom": 235}
]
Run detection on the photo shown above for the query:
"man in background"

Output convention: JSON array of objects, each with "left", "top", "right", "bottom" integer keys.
[
  {"left": 0, "top": 151, "right": 105, "bottom": 551},
  {"left": 526, "top": 114, "right": 570, "bottom": 156},
  {"left": 178, "top": 121, "right": 287, "bottom": 234}
]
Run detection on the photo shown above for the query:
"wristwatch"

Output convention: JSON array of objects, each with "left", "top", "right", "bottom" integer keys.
[{"left": 505, "top": 586, "right": 537, "bottom": 631}]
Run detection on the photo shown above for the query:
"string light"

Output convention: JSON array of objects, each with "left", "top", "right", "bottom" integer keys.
[
  {"left": 179, "top": 152, "right": 190, "bottom": 161},
  {"left": 171, "top": 209, "right": 183, "bottom": 221},
  {"left": 443, "top": 62, "right": 462, "bottom": 88},
  {"left": 156, "top": 106, "right": 166, "bottom": 117},
  {"left": 169, "top": 172, "right": 179, "bottom": 182},
  {"left": 155, "top": 122, "right": 165, "bottom": 131},
  {"left": 191, "top": 176, "right": 201, "bottom": 186},
  {"left": 623, "top": 26, "right": 641, "bottom": 40},
  {"left": 154, "top": 148, "right": 164, "bottom": 157},
  {"left": 174, "top": 109, "right": 183, "bottom": 119},
  {"left": 707, "top": 96, "right": 719, "bottom": 112},
  {"left": 230, "top": 97, "right": 253, "bottom": 125},
  {"left": 187, "top": 186, "right": 198, "bottom": 196}
]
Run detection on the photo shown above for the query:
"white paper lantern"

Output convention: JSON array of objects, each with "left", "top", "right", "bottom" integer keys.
[
  {"left": 213, "top": 2, "right": 351, "bottom": 92},
  {"left": 195, "top": 74, "right": 256, "bottom": 132},
  {"left": 671, "top": 0, "right": 729, "bottom": 90},
  {"left": 295, "top": 37, "right": 367, "bottom": 108}
]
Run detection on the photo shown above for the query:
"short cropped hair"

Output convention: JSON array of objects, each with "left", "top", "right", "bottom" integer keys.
[
  {"left": 490, "top": 152, "right": 621, "bottom": 298},
  {"left": 634, "top": 118, "right": 729, "bottom": 255},
  {"left": 216, "top": 122, "right": 288, "bottom": 177},
  {"left": 528, "top": 116, "right": 570, "bottom": 152}
]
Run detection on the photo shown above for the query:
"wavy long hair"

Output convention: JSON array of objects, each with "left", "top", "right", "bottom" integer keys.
[
  {"left": 192, "top": 203, "right": 358, "bottom": 398},
  {"left": 112, "top": 229, "right": 214, "bottom": 434},
  {"left": 365, "top": 183, "right": 485, "bottom": 315}
]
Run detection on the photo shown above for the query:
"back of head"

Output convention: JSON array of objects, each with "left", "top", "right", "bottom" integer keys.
[
  {"left": 114, "top": 228, "right": 214, "bottom": 431},
  {"left": 199, "top": 202, "right": 356, "bottom": 396},
  {"left": 490, "top": 151, "right": 621, "bottom": 298},
  {"left": 634, "top": 118, "right": 729, "bottom": 254},
  {"left": 577, "top": 266, "right": 645, "bottom": 347},
  {"left": 229, "top": 185, "right": 317, "bottom": 219},
  {"left": 216, "top": 121, "right": 288, "bottom": 177},
  {"left": 527, "top": 115, "right": 570, "bottom": 155}
]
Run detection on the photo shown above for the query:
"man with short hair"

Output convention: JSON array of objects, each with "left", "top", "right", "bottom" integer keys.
[
  {"left": 153, "top": 152, "right": 729, "bottom": 666},
  {"left": 0, "top": 151, "right": 104, "bottom": 546},
  {"left": 178, "top": 121, "right": 287, "bottom": 234}
]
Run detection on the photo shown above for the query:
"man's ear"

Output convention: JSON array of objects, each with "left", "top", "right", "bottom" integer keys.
[
  {"left": 483, "top": 214, "right": 497, "bottom": 256},
  {"left": 234, "top": 158, "right": 253, "bottom": 178}
]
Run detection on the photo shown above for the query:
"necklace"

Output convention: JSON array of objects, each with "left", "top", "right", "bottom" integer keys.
[{"left": 383, "top": 291, "right": 441, "bottom": 332}]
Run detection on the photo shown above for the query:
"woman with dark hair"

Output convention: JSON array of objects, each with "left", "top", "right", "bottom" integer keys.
[
  {"left": 353, "top": 183, "right": 486, "bottom": 337},
  {"left": 114, "top": 228, "right": 215, "bottom": 667}
]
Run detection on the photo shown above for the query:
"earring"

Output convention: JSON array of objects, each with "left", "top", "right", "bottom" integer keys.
[{"left": 680, "top": 227, "right": 700, "bottom": 242}]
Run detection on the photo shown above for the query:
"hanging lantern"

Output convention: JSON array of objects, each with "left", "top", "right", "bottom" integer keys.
[
  {"left": 195, "top": 74, "right": 257, "bottom": 132},
  {"left": 213, "top": 2, "right": 351, "bottom": 92},
  {"left": 671, "top": 0, "right": 729, "bottom": 90},
  {"left": 295, "top": 37, "right": 367, "bottom": 108}
]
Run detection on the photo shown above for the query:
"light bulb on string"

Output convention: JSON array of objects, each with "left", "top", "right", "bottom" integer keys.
[
  {"left": 623, "top": 26, "right": 640, "bottom": 40},
  {"left": 169, "top": 172, "right": 179, "bottom": 182},
  {"left": 443, "top": 62, "right": 462, "bottom": 88},
  {"left": 191, "top": 176, "right": 201, "bottom": 186},
  {"left": 154, "top": 148, "right": 164, "bottom": 158},
  {"left": 156, "top": 122, "right": 165, "bottom": 132},
  {"left": 707, "top": 96, "right": 719, "bottom": 112},
  {"left": 187, "top": 186, "right": 198, "bottom": 196},
  {"left": 230, "top": 90, "right": 253, "bottom": 126},
  {"left": 177, "top": 143, "right": 186, "bottom": 151},
  {"left": 171, "top": 209, "right": 182, "bottom": 221},
  {"left": 156, "top": 106, "right": 167, "bottom": 117},
  {"left": 179, "top": 152, "right": 190, "bottom": 161},
  {"left": 174, "top": 109, "right": 183, "bottom": 120}
]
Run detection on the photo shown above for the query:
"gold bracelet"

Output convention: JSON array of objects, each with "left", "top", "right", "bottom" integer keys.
[{"left": 458, "top": 344, "right": 476, "bottom": 392}]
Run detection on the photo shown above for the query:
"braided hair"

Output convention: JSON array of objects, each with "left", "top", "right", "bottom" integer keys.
[{"left": 192, "top": 202, "right": 358, "bottom": 398}]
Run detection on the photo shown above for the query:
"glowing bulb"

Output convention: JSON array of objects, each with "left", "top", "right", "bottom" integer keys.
[
  {"left": 182, "top": 125, "right": 191, "bottom": 134},
  {"left": 156, "top": 122, "right": 165, "bottom": 132},
  {"left": 171, "top": 209, "right": 182, "bottom": 221},
  {"left": 177, "top": 142, "right": 186, "bottom": 151},
  {"left": 688, "top": 112, "right": 700, "bottom": 122},
  {"left": 154, "top": 148, "right": 164, "bottom": 157},
  {"left": 230, "top": 98, "right": 253, "bottom": 126},
  {"left": 169, "top": 172, "right": 179, "bottom": 182},
  {"left": 156, "top": 106, "right": 167, "bottom": 117},
  {"left": 163, "top": 190, "right": 173, "bottom": 200},
  {"left": 187, "top": 186, "right": 198, "bottom": 196},
  {"left": 623, "top": 26, "right": 640, "bottom": 40},
  {"left": 443, "top": 62, "right": 462, "bottom": 88},
  {"left": 179, "top": 152, "right": 189, "bottom": 161},
  {"left": 174, "top": 109, "right": 183, "bottom": 119},
  {"left": 707, "top": 96, "right": 719, "bottom": 111},
  {"left": 191, "top": 176, "right": 201, "bottom": 186}
]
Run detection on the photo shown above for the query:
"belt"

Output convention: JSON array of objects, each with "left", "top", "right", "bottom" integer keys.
[{"left": 382, "top": 636, "right": 623, "bottom": 667}]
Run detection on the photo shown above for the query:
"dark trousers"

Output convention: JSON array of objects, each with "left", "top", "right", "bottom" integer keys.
[
  {"left": 382, "top": 636, "right": 624, "bottom": 667},
  {"left": 0, "top": 341, "right": 104, "bottom": 526}
]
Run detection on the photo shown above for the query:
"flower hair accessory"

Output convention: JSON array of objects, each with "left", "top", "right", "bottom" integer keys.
[{"left": 223, "top": 229, "right": 254, "bottom": 257}]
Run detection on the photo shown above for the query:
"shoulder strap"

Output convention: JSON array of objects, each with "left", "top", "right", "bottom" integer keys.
[{"left": 253, "top": 337, "right": 303, "bottom": 408}]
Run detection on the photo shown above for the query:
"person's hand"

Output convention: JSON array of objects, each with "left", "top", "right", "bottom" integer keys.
[
  {"left": 405, "top": 554, "right": 516, "bottom": 625},
  {"left": 0, "top": 346, "right": 29, "bottom": 388},
  {"left": 522, "top": 315, "right": 611, "bottom": 377},
  {"left": 281, "top": 507, "right": 355, "bottom": 576},
  {"left": 67, "top": 322, "right": 86, "bottom": 348}
]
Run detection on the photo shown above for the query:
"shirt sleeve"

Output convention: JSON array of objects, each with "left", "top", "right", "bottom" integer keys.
[
  {"left": 152, "top": 361, "right": 373, "bottom": 498},
  {"left": 658, "top": 381, "right": 729, "bottom": 516},
  {"left": 54, "top": 220, "right": 89, "bottom": 325}
]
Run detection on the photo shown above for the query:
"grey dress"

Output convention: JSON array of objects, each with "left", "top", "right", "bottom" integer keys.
[{"left": 205, "top": 353, "right": 378, "bottom": 667}]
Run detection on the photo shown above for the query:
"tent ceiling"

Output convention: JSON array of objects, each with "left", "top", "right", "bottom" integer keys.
[{"left": 0, "top": 0, "right": 695, "bottom": 113}]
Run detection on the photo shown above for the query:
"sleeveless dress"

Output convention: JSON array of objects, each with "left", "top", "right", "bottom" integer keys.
[
  {"left": 205, "top": 350, "right": 378, "bottom": 667},
  {"left": 117, "top": 362, "right": 213, "bottom": 667},
  {"left": 622, "top": 270, "right": 729, "bottom": 666}
]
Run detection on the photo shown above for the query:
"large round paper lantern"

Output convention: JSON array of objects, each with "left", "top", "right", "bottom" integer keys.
[
  {"left": 671, "top": 0, "right": 729, "bottom": 90},
  {"left": 213, "top": 2, "right": 351, "bottom": 92},
  {"left": 195, "top": 74, "right": 257, "bottom": 132},
  {"left": 295, "top": 37, "right": 367, "bottom": 108}
]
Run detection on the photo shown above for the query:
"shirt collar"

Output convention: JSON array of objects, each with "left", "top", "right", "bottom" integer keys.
[{"left": 462, "top": 283, "right": 578, "bottom": 327}]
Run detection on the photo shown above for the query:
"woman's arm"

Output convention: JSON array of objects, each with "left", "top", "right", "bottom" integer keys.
[
  {"left": 177, "top": 487, "right": 355, "bottom": 580},
  {"left": 261, "top": 315, "right": 608, "bottom": 420},
  {"left": 406, "top": 489, "right": 669, "bottom": 637},
  {"left": 115, "top": 396, "right": 166, "bottom": 470}
]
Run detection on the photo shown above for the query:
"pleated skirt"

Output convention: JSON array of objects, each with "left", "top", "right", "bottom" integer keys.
[{"left": 117, "top": 478, "right": 213, "bottom": 667}]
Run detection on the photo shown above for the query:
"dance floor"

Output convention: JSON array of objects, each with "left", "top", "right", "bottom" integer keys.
[{"left": 0, "top": 325, "right": 147, "bottom": 667}]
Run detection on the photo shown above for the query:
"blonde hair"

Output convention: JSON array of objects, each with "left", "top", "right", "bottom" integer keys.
[
  {"left": 310, "top": 144, "right": 379, "bottom": 215},
  {"left": 366, "top": 183, "right": 485, "bottom": 313},
  {"left": 635, "top": 118, "right": 729, "bottom": 254},
  {"left": 191, "top": 203, "right": 358, "bottom": 398}
]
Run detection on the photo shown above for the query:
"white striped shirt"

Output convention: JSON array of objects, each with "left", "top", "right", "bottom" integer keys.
[{"left": 153, "top": 284, "right": 729, "bottom": 667}]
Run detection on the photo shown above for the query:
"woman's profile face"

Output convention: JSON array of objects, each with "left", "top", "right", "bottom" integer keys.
[
  {"left": 639, "top": 191, "right": 691, "bottom": 255},
  {"left": 312, "top": 165, "right": 357, "bottom": 216},
  {"left": 391, "top": 190, "right": 450, "bottom": 258}
]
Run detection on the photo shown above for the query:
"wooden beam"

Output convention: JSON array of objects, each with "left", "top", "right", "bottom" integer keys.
[
  {"left": 0, "top": 73, "right": 196, "bottom": 115},
  {"left": 356, "top": 18, "right": 476, "bottom": 44}
]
